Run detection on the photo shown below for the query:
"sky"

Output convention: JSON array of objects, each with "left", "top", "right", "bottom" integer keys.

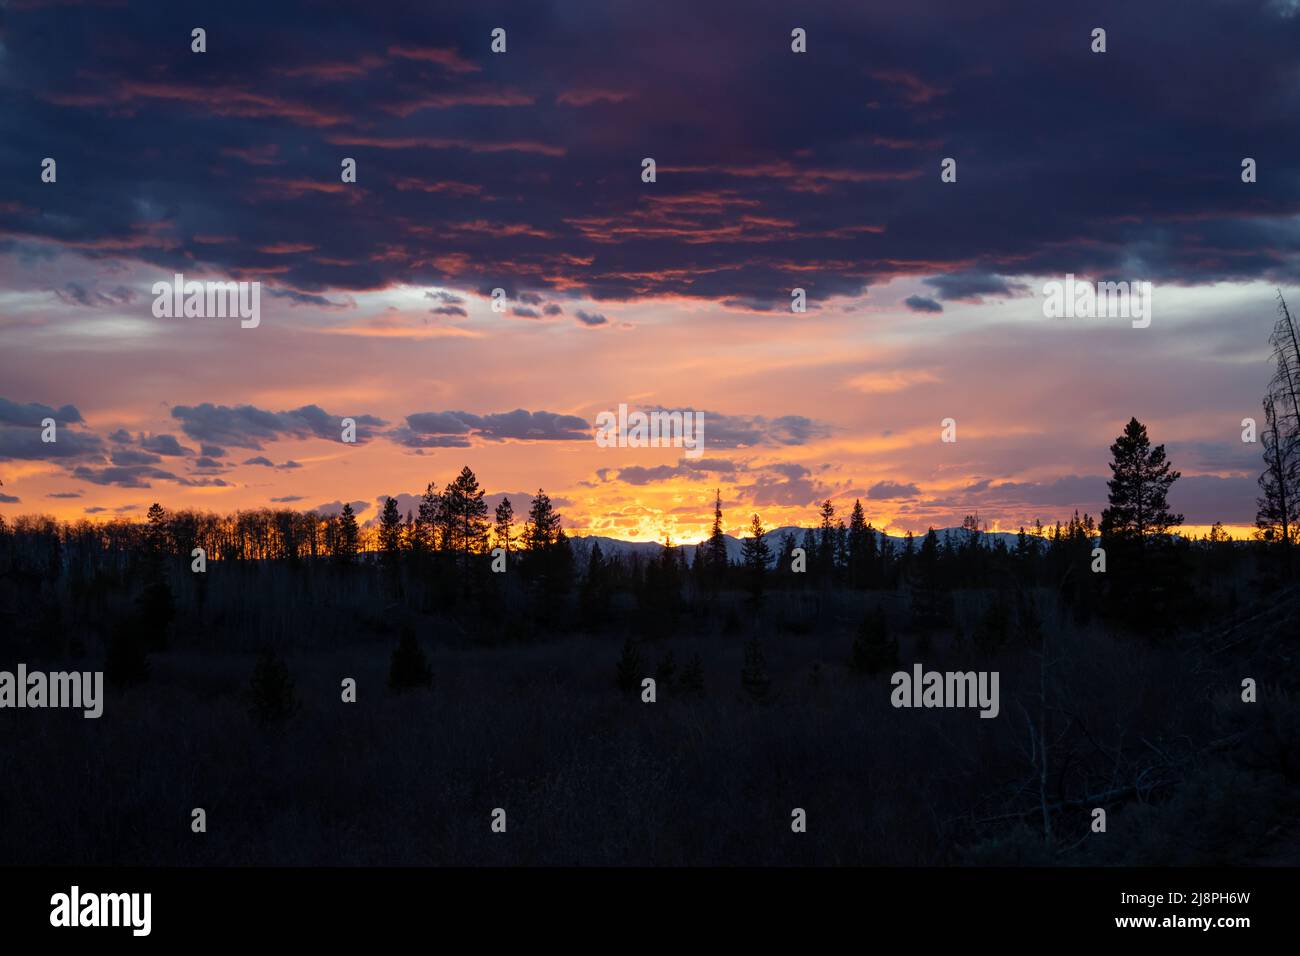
[{"left": 2, "top": 0, "right": 1300, "bottom": 541}]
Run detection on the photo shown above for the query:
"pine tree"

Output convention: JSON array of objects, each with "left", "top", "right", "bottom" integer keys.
[
  {"left": 1099, "top": 417, "right": 1183, "bottom": 550},
  {"left": 817, "top": 499, "right": 837, "bottom": 578},
  {"left": 848, "top": 499, "right": 870, "bottom": 588},
  {"left": 741, "top": 635, "right": 771, "bottom": 703},
  {"left": 523, "top": 489, "right": 561, "bottom": 552},
  {"left": 740, "top": 513, "right": 771, "bottom": 604},
  {"left": 337, "top": 503, "right": 360, "bottom": 563},
  {"left": 389, "top": 627, "right": 433, "bottom": 691},
  {"left": 910, "top": 528, "right": 948, "bottom": 629},
  {"left": 379, "top": 496, "right": 403, "bottom": 565},
  {"left": 579, "top": 540, "right": 610, "bottom": 629},
  {"left": 249, "top": 647, "right": 298, "bottom": 725},
  {"left": 494, "top": 497, "right": 515, "bottom": 554},
  {"left": 415, "top": 482, "right": 440, "bottom": 553},
  {"left": 440, "top": 466, "right": 490, "bottom": 556},
  {"left": 706, "top": 489, "right": 728, "bottom": 583},
  {"left": 1099, "top": 418, "right": 1186, "bottom": 633},
  {"left": 850, "top": 605, "right": 897, "bottom": 675}
]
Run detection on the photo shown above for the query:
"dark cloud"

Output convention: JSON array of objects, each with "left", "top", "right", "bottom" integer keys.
[
  {"left": 575, "top": 310, "right": 608, "bottom": 326},
  {"left": 111, "top": 449, "right": 163, "bottom": 466},
  {"left": 139, "top": 433, "right": 192, "bottom": 456},
  {"left": 4, "top": 0, "right": 1299, "bottom": 303},
  {"left": 200, "top": 444, "right": 226, "bottom": 458},
  {"left": 868, "top": 480, "right": 921, "bottom": 499},
  {"left": 171, "top": 403, "right": 386, "bottom": 449},
  {"left": 431, "top": 305, "right": 468, "bottom": 317},
  {"left": 46, "top": 491, "right": 82, "bottom": 498},
  {"left": 512, "top": 306, "right": 541, "bottom": 318},
  {"left": 690, "top": 410, "right": 831, "bottom": 449},
  {"left": 904, "top": 294, "right": 943, "bottom": 313},
  {"left": 243, "top": 456, "right": 276, "bottom": 467},
  {"left": 395, "top": 409, "right": 590, "bottom": 447},
  {"left": 271, "top": 495, "right": 305, "bottom": 503},
  {"left": 922, "top": 273, "right": 1029, "bottom": 303},
  {"left": 0, "top": 493, "right": 18, "bottom": 503},
  {"left": 604, "top": 458, "right": 742, "bottom": 485},
  {"left": 0, "top": 401, "right": 114, "bottom": 464},
  {"left": 0, "top": 398, "right": 83, "bottom": 427},
  {"left": 72, "top": 464, "right": 177, "bottom": 488}
]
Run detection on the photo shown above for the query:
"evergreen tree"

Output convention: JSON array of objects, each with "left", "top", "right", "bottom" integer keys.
[
  {"left": 706, "top": 489, "right": 728, "bottom": 584},
  {"left": 439, "top": 467, "right": 490, "bottom": 583},
  {"left": 1099, "top": 418, "right": 1186, "bottom": 632},
  {"left": 494, "top": 497, "right": 515, "bottom": 554},
  {"left": 740, "top": 513, "right": 771, "bottom": 604},
  {"left": 579, "top": 541, "right": 611, "bottom": 629},
  {"left": 389, "top": 627, "right": 433, "bottom": 691},
  {"left": 523, "top": 489, "right": 561, "bottom": 552},
  {"left": 249, "top": 647, "right": 298, "bottom": 725},
  {"left": 910, "top": 528, "right": 949, "bottom": 629},
  {"left": 337, "top": 503, "right": 360, "bottom": 563},
  {"left": 379, "top": 496, "right": 403, "bottom": 565},
  {"left": 817, "top": 499, "right": 837, "bottom": 578},
  {"left": 1099, "top": 417, "right": 1183, "bottom": 551},
  {"left": 414, "top": 482, "right": 440, "bottom": 553},
  {"left": 847, "top": 499, "right": 871, "bottom": 588}
]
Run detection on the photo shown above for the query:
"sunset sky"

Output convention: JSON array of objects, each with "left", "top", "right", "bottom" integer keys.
[{"left": 3, "top": 0, "right": 1299, "bottom": 541}]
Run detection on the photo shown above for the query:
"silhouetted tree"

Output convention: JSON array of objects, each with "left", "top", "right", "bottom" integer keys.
[
  {"left": 706, "top": 489, "right": 728, "bottom": 586},
  {"left": 740, "top": 513, "right": 771, "bottom": 605},
  {"left": 579, "top": 541, "right": 611, "bottom": 629},
  {"left": 1100, "top": 417, "right": 1183, "bottom": 551},
  {"left": 847, "top": 499, "right": 871, "bottom": 588},
  {"left": 336, "top": 503, "right": 360, "bottom": 564},
  {"left": 493, "top": 497, "right": 515, "bottom": 554}
]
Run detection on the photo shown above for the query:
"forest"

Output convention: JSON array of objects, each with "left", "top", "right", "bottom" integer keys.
[{"left": 1, "top": 298, "right": 1298, "bottom": 865}]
